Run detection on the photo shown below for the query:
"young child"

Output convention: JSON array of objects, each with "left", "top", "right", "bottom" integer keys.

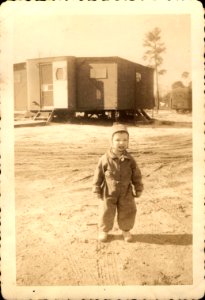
[{"left": 92, "top": 124, "right": 143, "bottom": 242}]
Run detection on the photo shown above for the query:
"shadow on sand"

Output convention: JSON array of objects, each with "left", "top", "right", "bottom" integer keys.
[{"left": 109, "top": 233, "right": 192, "bottom": 245}]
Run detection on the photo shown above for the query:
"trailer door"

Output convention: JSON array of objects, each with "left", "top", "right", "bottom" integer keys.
[
  {"left": 53, "top": 61, "right": 68, "bottom": 108},
  {"left": 39, "top": 63, "right": 54, "bottom": 109}
]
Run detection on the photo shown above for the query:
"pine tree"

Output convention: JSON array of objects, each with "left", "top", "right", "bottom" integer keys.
[{"left": 143, "top": 27, "right": 166, "bottom": 111}]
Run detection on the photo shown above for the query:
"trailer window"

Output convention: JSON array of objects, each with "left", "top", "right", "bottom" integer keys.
[
  {"left": 136, "top": 72, "right": 141, "bottom": 82},
  {"left": 90, "top": 67, "right": 107, "bottom": 79},
  {"left": 56, "top": 68, "right": 65, "bottom": 80}
]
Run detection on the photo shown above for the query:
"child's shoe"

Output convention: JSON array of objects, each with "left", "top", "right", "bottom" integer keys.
[
  {"left": 98, "top": 231, "right": 108, "bottom": 242},
  {"left": 122, "top": 231, "right": 133, "bottom": 242}
]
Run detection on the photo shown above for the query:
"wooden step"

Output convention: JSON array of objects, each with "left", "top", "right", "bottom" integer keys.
[{"left": 33, "top": 110, "right": 54, "bottom": 123}]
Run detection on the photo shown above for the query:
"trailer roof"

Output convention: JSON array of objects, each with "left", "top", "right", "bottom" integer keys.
[
  {"left": 26, "top": 56, "right": 75, "bottom": 62},
  {"left": 77, "top": 56, "right": 154, "bottom": 69},
  {"left": 13, "top": 56, "right": 154, "bottom": 70}
]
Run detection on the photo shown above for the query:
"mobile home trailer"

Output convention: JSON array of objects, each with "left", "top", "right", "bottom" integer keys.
[{"left": 14, "top": 56, "right": 155, "bottom": 120}]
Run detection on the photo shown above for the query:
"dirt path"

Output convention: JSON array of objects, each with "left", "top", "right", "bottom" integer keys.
[{"left": 15, "top": 122, "right": 192, "bottom": 285}]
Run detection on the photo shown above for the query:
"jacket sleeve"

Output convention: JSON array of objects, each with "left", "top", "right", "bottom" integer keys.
[
  {"left": 131, "top": 159, "right": 143, "bottom": 194},
  {"left": 92, "top": 157, "right": 105, "bottom": 196}
]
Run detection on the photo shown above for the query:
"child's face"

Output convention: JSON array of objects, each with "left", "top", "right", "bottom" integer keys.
[{"left": 112, "top": 132, "right": 129, "bottom": 154}]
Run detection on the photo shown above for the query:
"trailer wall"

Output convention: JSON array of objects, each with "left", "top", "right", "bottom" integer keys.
[
  {"left": 27, "top": 56, "right": 76, "bottom": 111},
  {"left": 76, "top": 59, "right": 118, "bottom": 111},
  {"left": 27, "top": 60, "right": 41, "bottom": 111},
  {"left": 14, "top": 63, "right": 28, "bottom": 111},
  {"left": 135, "top": 65, "right": 155, "bottom": 109},
  {"left": 117, "top": 59, "right": 135, "bottom": 110},
  {"left": 67, "top": 57, "right": 76, "bottom": 110}
]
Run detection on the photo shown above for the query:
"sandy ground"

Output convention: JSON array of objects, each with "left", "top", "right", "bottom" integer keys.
[{"left": 15, "top": 111, "right": 192, "bottom": 286}]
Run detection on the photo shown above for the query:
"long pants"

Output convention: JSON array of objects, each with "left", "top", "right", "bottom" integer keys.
[{"left": 99, "top": 195, "right": 137, "bottom": 232}]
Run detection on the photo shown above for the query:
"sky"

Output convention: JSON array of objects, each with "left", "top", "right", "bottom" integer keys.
[{"left": 11, "top": 10, "right": 191, "bottom": 90}]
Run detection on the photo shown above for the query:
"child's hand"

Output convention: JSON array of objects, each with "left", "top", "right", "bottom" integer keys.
[
  {"left": 134, "top": 191, "right": 142, "bottom": 198},
  {"left": 95, "top": 194, "right": 103, "bottom": 200}
]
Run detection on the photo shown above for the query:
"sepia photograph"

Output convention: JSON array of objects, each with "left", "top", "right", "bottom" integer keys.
[{"left": 0, "top": 0, "right": 204, "bottom": 299}]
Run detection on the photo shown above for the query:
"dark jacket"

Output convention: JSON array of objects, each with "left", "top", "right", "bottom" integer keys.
[{"left": 92, "top": 149, "right": 143, "bottom": 199}]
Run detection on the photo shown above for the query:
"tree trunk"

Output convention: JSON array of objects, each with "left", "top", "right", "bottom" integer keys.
[{"left": 155, "top": 66, "right": 160, "bottom": 113}]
